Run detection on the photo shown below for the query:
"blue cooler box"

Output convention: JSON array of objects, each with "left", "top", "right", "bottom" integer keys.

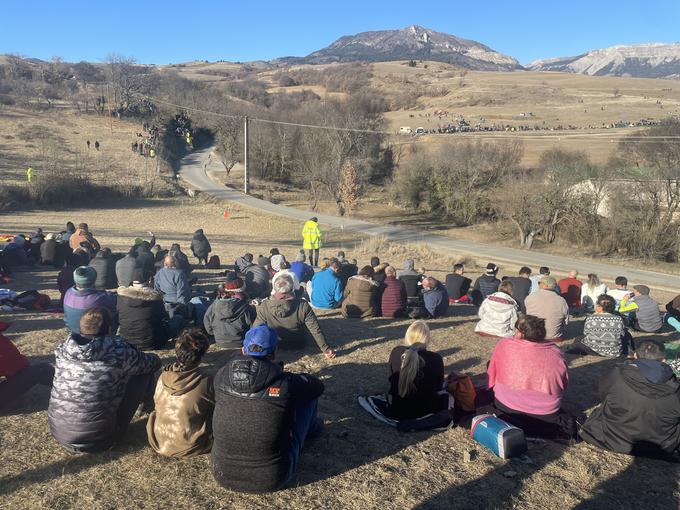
[{"left": 470, "top": 414, "right": 527, "bottom": 459}]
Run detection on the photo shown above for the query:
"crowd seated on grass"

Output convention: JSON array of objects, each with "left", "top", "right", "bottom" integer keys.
[{"left": 4, "top": 222, "right": 680, "bottom": 494}]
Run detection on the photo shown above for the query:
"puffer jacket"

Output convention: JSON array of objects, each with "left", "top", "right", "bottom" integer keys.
[
  {"left": 117, "top": 285, "right": 168, "bottom": 349},
  {"left": 89, "top": 252, "right": 117, "bottom": 290},
  {"left": 243, "top": 265, "right": 271, "bottom": 299},
  {"left": 63, "top": 287, "right": 117, "bottom": 333},
  {"left": 147, "top": 363, "right": 214, "bottom": 457},
  {"left": 254, "top": 297, "right": 329, "bottom": 352},
  {"left": 203, "top": 298, "right": 256, "bottom": 347},
  {"left": 471, "top": 275, "right": 501, "bottom": 306},
  {"left": 341, "top": 275, "right": 380, "bottom": 318},
  {"left": 40, "top": 238, "right": 57, "bottom": 266},
  {"left": 48, "top": 333, "right": 160, "bottom": 447},
  {"left": 475, "top": 291, "right": 519, "bottom": 337},
  {"left": 380, "top": 275, "right": 407, "bottom": 318},
  {"left": 116, "top": 255, "right": 138, "bottom": 287},
  {"left": 190, "top": 229, "right": 212, "bottom": 259}
]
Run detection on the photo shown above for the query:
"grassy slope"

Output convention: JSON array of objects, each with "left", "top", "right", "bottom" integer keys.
[{"left": 1, "top": 199, "right": 679, "bottom": 510}]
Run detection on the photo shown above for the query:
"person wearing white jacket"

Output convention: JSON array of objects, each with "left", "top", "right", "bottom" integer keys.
[
  {"left": 581, "top": 273, "right": 608, "bottom": 313},
  {"left": 475, "top": 281, "right": 519, "bottom": 338}
]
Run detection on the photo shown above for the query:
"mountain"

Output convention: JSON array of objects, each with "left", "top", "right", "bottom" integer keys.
[
  {"left": 279, "top": 25, "right": 520, "bottom": 71},
  {"left": 528, "top": 43, "right": 680, "bottom": 79}
]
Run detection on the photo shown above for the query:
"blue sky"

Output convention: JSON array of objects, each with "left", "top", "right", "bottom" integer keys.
[{"left": 2, "top": 1, "right": 679, "bottom": 64}]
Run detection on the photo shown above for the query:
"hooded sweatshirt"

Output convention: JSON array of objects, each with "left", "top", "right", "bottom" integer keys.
[
  {"left": 254, "top": 297, "right": 329, "bottom": 352},
  {"left": 580, "top": 360, "right": 680, "bottom": 455},
  {"left": 203, "top": 298, "right": 256, "bottom": 347},
  {"left": 146, "top": 363, "right": 214, "bottom": 457}
]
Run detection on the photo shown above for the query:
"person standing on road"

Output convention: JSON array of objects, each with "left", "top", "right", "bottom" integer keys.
[{"left": 302, "top": 217, "right": 322, "bottom": 267}]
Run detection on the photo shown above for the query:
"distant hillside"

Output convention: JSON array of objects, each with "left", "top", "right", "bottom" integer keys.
[
  {"left": 528, "top": 43, "right": 680, "bottom": 79},
  {"left": 276, "top": 25, "right": 520, "bottom": 71}
]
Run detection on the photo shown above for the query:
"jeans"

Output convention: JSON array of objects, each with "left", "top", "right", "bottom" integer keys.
[
  {"left": 665, "top": 313, "right": 680, "bottom": 333},
  {"left": 0, "top": 363, "right": 54, "bottom": 407},
  {"left": 282, "top": 399, "right": 318, "bottom": 487}
]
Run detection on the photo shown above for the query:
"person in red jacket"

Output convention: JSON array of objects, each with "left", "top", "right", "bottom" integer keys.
[
  {"left": 0, "top": 321, "right": 54, "bottom": 408},
  {"left": 380, "top": 266, "right": 408, "bottom": 318},
  {"left": 558, "top": 270, "right": 583, "bottom": 309}
]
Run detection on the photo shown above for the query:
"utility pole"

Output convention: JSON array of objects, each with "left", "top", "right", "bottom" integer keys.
[{"left": 244, "top": 116, "right": 249, "bottom": 195}]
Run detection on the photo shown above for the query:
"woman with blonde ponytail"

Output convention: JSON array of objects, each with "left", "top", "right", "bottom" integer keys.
[{"left": 384, "top": 320, "right": 446, "bottom": 419}]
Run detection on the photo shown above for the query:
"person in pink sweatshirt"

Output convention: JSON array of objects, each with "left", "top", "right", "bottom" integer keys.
[{"left": 487, "top": 315, "right": 576, "bottom": 439}]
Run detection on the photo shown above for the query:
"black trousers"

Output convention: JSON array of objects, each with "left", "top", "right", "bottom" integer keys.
[
  {"left": 493, "top": 398, "right": 577, "bottom": 439},
  {"left": 307, "top": 249, "right": 319, "bottom": 267}
]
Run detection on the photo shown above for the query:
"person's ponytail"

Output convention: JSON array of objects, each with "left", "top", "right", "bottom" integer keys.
[{"left": 398, "top": 347, "right": 425, "bottom": 398}]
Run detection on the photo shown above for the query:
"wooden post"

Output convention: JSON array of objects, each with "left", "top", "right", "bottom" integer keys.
[{"left": 244, "top": 116, "right": 249, "bottom": 195}]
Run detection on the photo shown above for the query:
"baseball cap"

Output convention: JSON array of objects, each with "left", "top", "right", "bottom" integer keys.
[{"left": 243, "top": 324, "right": 279, "bottom": 357}]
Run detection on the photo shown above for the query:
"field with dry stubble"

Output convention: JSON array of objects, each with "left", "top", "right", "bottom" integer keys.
[{"left": 1, "top": 198, "right": 679, "bottom": 509}]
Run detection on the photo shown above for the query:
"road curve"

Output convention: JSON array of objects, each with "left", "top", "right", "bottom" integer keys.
[{"left": 180, "top": 146, "right": 680, "bottom": 291}]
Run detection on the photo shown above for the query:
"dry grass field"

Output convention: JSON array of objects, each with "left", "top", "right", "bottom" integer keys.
[{"left": 1, "top": 198, "right": 680, "bottom": 509}]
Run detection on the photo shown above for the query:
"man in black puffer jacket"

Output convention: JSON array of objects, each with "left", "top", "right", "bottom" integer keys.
[
  {"left": 191, "top": 229, "right": 212, "bottom": 266},
  {"left": 471, "top": 263, "right": 501, "bottom": 306},
  {"left": 211, "top": 325, "right": 324, "bottom": 493},
  {"left": 580, "top": 340, "right": 680, "bottom": 457},
  {"left": 89, "top": 248, "right": 118, "bottom": 290}
]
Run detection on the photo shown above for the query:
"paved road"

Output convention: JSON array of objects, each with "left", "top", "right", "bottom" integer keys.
[{"left": 180, "top": 146, "right": 680, "bottom": 291}]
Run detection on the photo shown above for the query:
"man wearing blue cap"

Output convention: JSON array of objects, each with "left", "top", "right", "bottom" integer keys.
[{"left": 211, "top": 324, "right": 325, "bottom": 493}]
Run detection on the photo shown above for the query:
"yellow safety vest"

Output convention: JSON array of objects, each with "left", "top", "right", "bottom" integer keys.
[{"left": 302, "top": 220, "right": 322, "bottom": 249}]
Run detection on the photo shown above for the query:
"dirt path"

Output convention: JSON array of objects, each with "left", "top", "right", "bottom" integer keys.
[{"left": 181, "top": 146, "right": 680, "bottom": 291}]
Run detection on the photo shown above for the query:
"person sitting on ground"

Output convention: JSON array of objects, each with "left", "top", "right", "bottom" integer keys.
[
  {"left": 487, "top": 315, "right": 574, "bottom": 439},
  {"left": 154, "top": 255, "right": 192, "bottom": 319},
  {"left": 623, "top": 285, "right": 663, "bottom": 333},
  {"left": 68, "top": 223, "right": 100, "bottom": 253},
  {"left": 116, "top": 247, "right": 139, "bottom": 288},
  {"left": 664, "top": 293, "right": 680, "bottom": 333},
  {"left": 335, "top": 251, "right": 357, "bottom": 288},
  {"left": 558, "top": 270, "right": 583, "bottom": 309},
  {"left": 505, "top": 266, "right": 532, "bottom": 313},
  {"left": 380, "top": 266, "right": 408, "bottom": 318},
  {"left": 371, "top": 256, "right": 389, "bottom": 286},
  {"left": 444, "top": 263, "right": 472, "bottom": 304},
  {"left": 73, "top": 241, "right": 94, "bottom": 265},
  {"left": 421, "top": 276, "right": 449, "bottom": 319},
  {"left": 581, "top": 274, "right": 608, "bottom": 313},
  {"left": 147, "top": 328, "right": 214, "bottom": 457},
  {"left": 243, "top": 256, "right": 272, "bottom": 299},
  {"left": 59, "top": 221, "right": 76, "bottom": 245},
  {"left": 63, "top": 266, "right": 117, "bottom": 333},
  {"left": 525, "top": 276, "right": 569, "bottom": 340},
  {"left": 28, "top": 228, "right": 44, "bottom": 261},
  {"left": 290, "top": 251, "right": 314, "bottom": 285},
  {"left": 529, "top": 266, "right": 551, "bottom": 294},
  {"left": 380, "top": 320, "right": 446, "bottom": 420},
  {"left": 135, "top": 241, "right": 156, "bottom": 276},
  {"left": 310, "top": 260, "right": 343, "bottom": 310},
  {"left": 57, "top": 255, "right": 78, "bottom": 308},
  {"left": 3, "top": 235, "right": 32, "bottom": 267},
  {"left": 48, "top": 307, "right": 161, "bottom": 453},
  {"left": 397, "top": 259, "right": 424, "bottom": 306},
  {"left": 568, "top": 294, "right": 633, "bottom": 357},
  {"left": 341, "top": 265, "right": 381, "bottom": 318},
  {"left": 190, "top": 229, "right": 212, "bottom": 266},
  {"left": 254, "top": 273, "right": 335, "bottom": 359},
  {"left": 397, "top": 258, "right": 421, "bottom": 279},
  {"left": 269, "top": 249, "right": 287, "bottom": 274},
  {"left": 0, "top": 321, "right": 54, "bottom": 409},
  {"left": 235, "top": 252, "right": 254, "bottom": 274},
  {"left": 40, "top": 233, "right": 58, "bottom": 267},
  {"left": 88, "top": 248, "right": 117, "bottom": 290},
  {"left": 117, "top": 269, "right": 176, "bottom": 350},
  {"left": 211, "top": 324, "right": 325, "bottom": 493},
  {"left": 607, "top": 276, "right": 635, "bottom": 312},
  {"left": 151, "top": 244, "right": 168, "bottom": 271},
  {"left": 471, "top": 263, "right": 501, "bottom": 306},
  {"left": 204, "top": 273, "right": 255, "bottom": 349},
  {"left": 579, "top": 340, "right": 680, "bottom": 456},
  {"left": 475, "top": 280, "right": 519, "bottom": 338},
  {"left": 169, "top": 243, "right": 192, "bottom": 276}
]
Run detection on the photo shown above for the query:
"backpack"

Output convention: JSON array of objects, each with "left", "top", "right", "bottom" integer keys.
[
  {"left": 447, "top": 372, "right": 477, "bottom": 412},
  {"left": 12, "top": 290, "right": 51, "bottom": 311},
  {"left": 206, "top": 255, "right": 221, "bottom": 269}
]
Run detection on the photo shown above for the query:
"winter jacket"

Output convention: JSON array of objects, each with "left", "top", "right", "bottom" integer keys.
[
  {"left": 342, "top": 275, "right": 380, "bottom": 318},
  {"left": 147, "top": 363, "right": 214, "bottom": 457},
  {"left": 40, "top": 239, "right": 57, "bottom": 266},
  {"left": 69, "top": 228, "right": 100, "bottom": 252},
  {"left": 203, "top": 298, "right": 256, "bottom": 348},
  {"left": 116, "top": 255, "right": 138, "bottom": 287},
  {"left": 154, "top": 267, "right": 191, "bottom": 305},
  {"left": 631, "top": 295, "right": 663, "bottom": 333},
  {"left": 310, "top": 269, "right": 343, "bottom": 309},
  {"left": 558, "top": 277, "right": 583, "bottom": 307},
  {"left": 582, "top": 313, "right": 627, "bottom": 357},
  {"left": 290, "top": 261, "right": 314, "bottom": 284},
  {"left": 475, "top": 292, "right": 519, "bottom": 338},
  {"left": 211, "top": 353, "right": 324, "bottom": 493},
  {"left": 337, "top": 262, "right": 358, "bottom": 289},
  {"left": 471, "top": 275, "right": 500, "bottom": 306},
  {"left": 580, "top": 360, "right": 680, "bottom": 455},
  {"left": 301, "top": 220, "right": 322, "bottom": 250},
  {"left": 190, "top": 229, "right": 212, "bottom": 259},
  {"left": 444, "top": 273, "right": 471, "bottom": 301},
  {"left": 373, "top": 263, "right": 389, "bottom": 286},
  {"left": 380, "top": 275, "right": 407, "bottom": 318},
  {"left": 135, "top": 248, "right": 155, "bottom": 277},
  {"left": 505, "top": 276, "right": 532, "bottom": 313},
  {"left": 89, "top": 252, "right": 117, "bottom": 290},
  {"left": 243, "top": 264, "right": 272, "bottom": 299},
  {"left": 63, "top": 287, "right": 117, "bottom": 333},
  {"left": 254, "top": 297, "right": 329, "bottom": 352},
  {"left": 235, "top": 256, "right": 253, "bottom": 274},
  {"left": 48, "top": 333, "right": 160, "bottom": 447},
  {"left": 423, "top": 283, "right": 449, "bottom": 318},
  {"left": 525, "top": 289, "right": 570, "bottom": 340},
  {"left": 117, "top": 285, "right": 168, "bottom": 349},
  {"left": 169, "top": 248, "right": 192, "bottom": 276}
]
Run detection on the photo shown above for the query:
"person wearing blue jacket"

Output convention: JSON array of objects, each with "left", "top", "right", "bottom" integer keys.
[
  {"left": 422, "top": 277, "right": 449, "bottom": 318},
  {"left": 290, "top": 251, "right": 315, "bottom": 284},
  {"left": 310, "top": 261, "right": 343, "bottom": 309}
]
